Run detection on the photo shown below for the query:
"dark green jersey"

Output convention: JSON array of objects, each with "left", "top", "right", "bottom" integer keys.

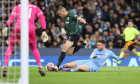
[{"left": 65, "top": 12, "right": 80, "bottom": 35}]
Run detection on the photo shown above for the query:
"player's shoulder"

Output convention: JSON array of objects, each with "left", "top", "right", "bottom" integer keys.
[
  {"left": 93, "top": 48, "right": 98, "bottom": 51},
  {"left": 124, "top": 27, "right": 129, "bottom": 30},
  {"left": 68, "top": 12, "right": 77, "bottom": 17},
  {"left": 15, "top": 4, "right": 21, "bottom": 8},
  {"left": 29, "top": 4, "right": 38, "bottom": 8},
  {"left": 105, "top": 48, "right": 112, "bottom": 53},
  {"left": 69, "top": 12, "right": 74, "bottom": 15}
]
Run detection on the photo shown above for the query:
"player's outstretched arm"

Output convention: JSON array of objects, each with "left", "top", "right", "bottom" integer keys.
[
  {"left": 77, "top": 17, "right": 88, "bottom": 26},
  {"left": 122, "top": 53, "right": 129, "bottom": 59}
]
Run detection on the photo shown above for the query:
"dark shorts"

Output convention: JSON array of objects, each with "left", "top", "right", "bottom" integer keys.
[
  {"left": 125, "top": 41, "right": 136, "bottom": 51},
  {"left": 67, "top": 34, "right": 80, "bottom": 47}
]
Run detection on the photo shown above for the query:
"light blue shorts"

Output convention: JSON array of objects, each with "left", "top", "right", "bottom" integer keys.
[{"left": 76, "top": 60, "right": 97, "bottom": 72}]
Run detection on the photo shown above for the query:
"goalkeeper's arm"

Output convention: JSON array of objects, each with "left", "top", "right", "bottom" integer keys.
[{"left": 2, "top": 25, "right": 8, "bottom": 37}]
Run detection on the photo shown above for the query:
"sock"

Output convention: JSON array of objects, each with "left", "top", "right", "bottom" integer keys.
[
  {"left": 58, "top": 64, "right": 66, "bottom": 70},
  {"left": 71, "top": 68, "right": 77, "bottom": 72},
  {"left": 4, "top": 47, "right": 13, "bottom": 66},
  {"left": 57, "top": 52, "right": 66, "bottom": 67},
  {"left": 118, "top": 52, "right": 125, "bottom": 64},
  {"left": 73, "top": 45, "right": 82, "bottom": 54},
  {"left": 137, "top": 52, "right": 140, "bottom": 56}
]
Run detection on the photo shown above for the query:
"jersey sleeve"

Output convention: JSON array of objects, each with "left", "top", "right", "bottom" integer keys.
[
  {"left": 90, "top": 48, "right": 97, "bottom": 58},
  {"left": 109, "top": 51, "right": 123, "bottom": 61},
  {"left": 70, "top": 12, "right": 79, "bottom": 20},
  {"left": 6, "top": 6, "right": 17, "bottom": 26},
  {"left": 36, "top": 7, "right": 46, "bottom": 29}
]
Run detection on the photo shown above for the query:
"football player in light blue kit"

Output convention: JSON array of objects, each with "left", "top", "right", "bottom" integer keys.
[{"left": 59, "top": 40, "right": 129, "bottom": 72}]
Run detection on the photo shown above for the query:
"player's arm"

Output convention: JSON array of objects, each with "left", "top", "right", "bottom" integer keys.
[
  {"left": 120, "top": 27, "right": 127, "bottom": 37},
  {"left": 109, "top": 51, "right": 129, "bottom": 61},
  {"left": 134, "top": 29, "right": 140, "bottom": 42},
  {"left": 36, "top": 7, "right": 48, "bottom": 42},
  {"left": 71, "top": 13, "right": 88, "bottom": 26},
  {"left": 77, "top": 17, "right": 88, "bottom": 26},
  {"left": 36, "top": 7, "right": 46, "bottom": 30},
  {"left": 90, "top": 49, "right": 97, "bottom": 59},
  {"left": 2, "top": 6, "right": 17, "bottom": 37}
]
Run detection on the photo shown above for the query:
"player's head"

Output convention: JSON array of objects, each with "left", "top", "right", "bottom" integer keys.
[
  {"left": 58, "top": 7, "right": 68, "bottom": 18},
  {"left": 97, "top": 40, "right": 106, "bottom": 51},
  {"left": 128, "top": 20, "right": 134, "bottom": 27}
]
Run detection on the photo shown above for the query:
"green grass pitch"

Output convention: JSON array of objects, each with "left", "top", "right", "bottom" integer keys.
[{"left": 0, "top": 67, "right": 140, "bottom": 84}]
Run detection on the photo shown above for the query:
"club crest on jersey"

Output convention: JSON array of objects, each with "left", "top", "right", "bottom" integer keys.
[{"left": 66, "top": 17, "right": 69, "bottom": 20}]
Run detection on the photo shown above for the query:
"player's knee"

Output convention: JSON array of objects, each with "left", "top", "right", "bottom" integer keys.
[
  {"left": 121, "top": 48, "right": 125, "bottom": 52},
  {"left": 68, "top": 52, "right": 73, "bottom": 56},
  {"left": 132, "top": 52, "right": 137, "bottom": 56},
  {"left": 77, "top": 66, "right": 84, "bottom": 70},
  {"left": 65, "top": 63, "right": 71, "bottom": 68},
  {"left": 62, "top": 45, "right": 67, "bottom": 52}
]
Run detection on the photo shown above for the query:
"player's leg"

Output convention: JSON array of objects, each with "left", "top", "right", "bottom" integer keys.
[
  {"left": 62, "top": 65, "right": 90, "bottom": 72},
  {"left": 67, "top": 40, "right": 90, "bottom": 56},
  {"left": 77, "top": 65, "right": 90, "bottom": 72},
  {"left": 118, "top": 47, "right": 128, "bottom": 64},
  {"left": 131, "top": 48, "right": 140, "bottom": 56},
  {"left": 67, "top": 46, "right": 75, "bottom": 56},
  {"left": 59, "top": 61, "right": 77, "bottom": 70},
  {"left": 62, "top": 60, "right": 88, "bottom": 72},
  {"left": 29, "top": 42, "right": 45, "bottom": 76},
  {"left": 3, "top": 31, "right": 16, "bottom": 77},
  {"left": 56, "top": 40, "right": 74, "bottom": 68}
]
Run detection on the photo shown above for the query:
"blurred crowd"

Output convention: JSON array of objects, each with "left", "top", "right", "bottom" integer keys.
[{"left": 0, "top": 0, "right": 140, "bottom": 49}]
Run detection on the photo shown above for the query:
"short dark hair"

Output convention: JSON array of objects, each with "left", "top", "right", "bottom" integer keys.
[
  {"left": 128, "top": 20, "right": 133, "bottom": 23},
  {"left": 97, "top": 40, "right": 106, "bottom": 44}
]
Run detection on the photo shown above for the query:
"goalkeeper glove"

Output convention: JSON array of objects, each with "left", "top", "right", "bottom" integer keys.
[
  {"left": 41, "top": 31, "right": 48, "bottom": 42},
  {"left": 2, "top": 25, "right": 8, "bottom": 37}
]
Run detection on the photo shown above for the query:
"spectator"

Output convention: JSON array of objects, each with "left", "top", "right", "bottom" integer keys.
[
  {"left": 115, "top": 38, "right": 124, "bottom": 48},
  {"left": 123, "top": 6, "right": 132, "bottom": 15},
  {"left": 107, "top": 41, "right": 114, "bottom": 49},
  {"left": 87, "top": 0, "right": 96, "bottom": 11},
  {"left": 102, "top": 31, "right": 109, "bottom": 42}
]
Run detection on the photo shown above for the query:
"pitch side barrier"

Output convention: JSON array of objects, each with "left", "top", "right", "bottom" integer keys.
[{"left": 0, "top": 48, "right": 140, "bottom": 66}]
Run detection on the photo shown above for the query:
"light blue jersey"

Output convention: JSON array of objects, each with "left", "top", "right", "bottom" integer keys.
[{"left": 76, "top": 48, "right": 123, "bottom": 72}]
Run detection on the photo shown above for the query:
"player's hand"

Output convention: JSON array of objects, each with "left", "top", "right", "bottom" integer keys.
[
  {"left": 2, "top": 25, "right": 8, "bottom": 37},
  {"left": 92, "top": 56, "right": 97, "bottom": 59},
  {"left": 41, "top": 31, "right": 48, "bottom": 42},
  {"left": 123, "top": 53, "right": 129, "bottom": 59}
]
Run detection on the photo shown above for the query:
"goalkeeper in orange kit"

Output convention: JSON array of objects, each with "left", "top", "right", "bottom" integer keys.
[{"left": 117, "top": 20, "right": 140, "bottom": 64}]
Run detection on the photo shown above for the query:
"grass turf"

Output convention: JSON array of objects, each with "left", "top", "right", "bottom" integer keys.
[{"left": 0, "top": 67, "right": 140, "bottom": 84}]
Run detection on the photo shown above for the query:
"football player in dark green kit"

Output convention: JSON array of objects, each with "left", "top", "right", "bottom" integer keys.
[{"left": 47, "top": 7, "right": 89, "bottom": 71}]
